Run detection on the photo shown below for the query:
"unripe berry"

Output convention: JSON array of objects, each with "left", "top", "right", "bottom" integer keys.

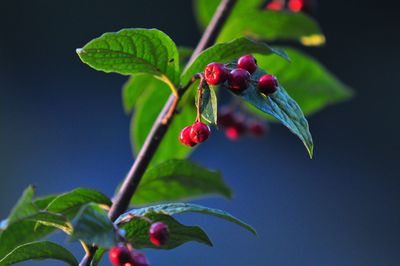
[
  {"left": 149, "top": 222, "right": 169, "bottom": 246},
  {"left": 228, "top": 68, "right": 251, "bottom": 92},
  {"left": 237, "top": 55, "right": 258, "bottom": 74},
  {"left": 179, "top": 126, "right": 196, "bottom": 147},
  {"left": 258, "top": 74, "right": 278, "bottom": 95},
  {"left": 189, "top": 122, "right": 211, "bottom": 144},
  {"left": 204, "top": 62, "right": 228, "bottom": 85},
  {"left": 109, "top": 244, "right": 133, "bottom": 266},
  {"left": 131, "top": 252, "right": 150, "bottom": 266}
]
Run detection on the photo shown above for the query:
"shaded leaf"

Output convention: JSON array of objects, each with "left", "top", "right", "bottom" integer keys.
[
  {"left": 181, "top": 37, "right": 289, "bottom": 85},
  {"left": 132, "top": 159, "right": 232, "bottom": 206},
  {"left": 0, "top": 241, "right": 78, "bottom": 266},
  {"left": 195, "top": 82, "right": 218, "bottom": 124},
  {"left": 69, "top": 204, "right": 116, "bottom": 248},
  {"left": 77, "top": 28, "right": 180, "bottom": 86},
  {"left": 116, "top": 203, "right": 256, "bottom": 235},
  {"left": 119, "top": 213, "right": 212, "bottom": 250}
]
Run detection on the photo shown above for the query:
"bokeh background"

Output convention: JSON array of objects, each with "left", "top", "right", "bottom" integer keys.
[{"left": 1, "top": 0, "right": 399, "bottom": 265}]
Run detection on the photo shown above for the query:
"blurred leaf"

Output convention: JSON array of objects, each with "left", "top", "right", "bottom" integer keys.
[
  {"left": 116, "top": 203, "right": 256, "bottom": 235},
  {"left": 70, "top": 204, "right": 116, "bottom": 248},
  {"left": 181, "top": 37, "right": 289, "bottom": 85},
  {"left": 195, "top": 82, "right": 218, "bottom": 125},
  {"left": 131, "top": 159, "right": 232, "bottom": 206},
  {"left": 194, "top": 0, "right": 325, "bottom": 46},
  {"left": 120, "top": 213, "right": 212, "bottom": 250},
  {"left": 7, "top": 186, "right": 38, "bottom": 224},
  {"left": 254, "top": 47, "right": 353, "bottom": 115},
  {"left": 0, "top": 241, "right": 78, "bottom": 266},
  {"left": 122, "top": 75, "right": 148, "bottom": 114},
  {"left": 77, "top": 28, "right": 180, "bottom": 86},
  {"left": 132, "top": 75, "right": 196, "bottom": 166}
]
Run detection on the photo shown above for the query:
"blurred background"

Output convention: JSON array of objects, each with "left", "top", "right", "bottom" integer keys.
[{"left": 0, "top": 0, "right": 399, "bottom": 265}]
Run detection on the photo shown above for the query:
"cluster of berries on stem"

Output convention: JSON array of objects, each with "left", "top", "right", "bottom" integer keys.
[
  {"left": 108, "top": 221, "right": 169, "bottom": 266},
  {"left": 265, "top": 0, "right": 315, "bottom": 14}
]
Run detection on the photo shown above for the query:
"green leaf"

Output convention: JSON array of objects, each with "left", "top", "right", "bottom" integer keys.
[
  {"left": 131, "top": 159, "right": 232, "bottom": 206},
  {"left": 0, "top": 241, "right": 78, "bottom": 266},
  {"left": 119, "top": 213, "right": 212, "bottom": 250},
  {"left": 29, "top": 212, "right": 72, "bottom": 234},
  {"left": 69, "top": 204, "right": 116, "bottom": 248},
  {"left": 7, "top": 186, "right": 38, "bottom": 224},
  {"left": 45, "top": 188, "right": 111, "bottom": 215},
  {"left": 77, "top": 28, "right": 180, "bottom": 86},
  {"left": 181, "top": 37, "right": 289, "bottom": 85},
  {"left": 91, "top": 248, "right": 106, "bottom": 266},
  {"left": 195, "top": 82, "right": 218, "bottom": 125},
  {"left": 178, "top": 46, "right": 194, "bottom": 68},
  {"left": 233, "top": 67, "right": 313, "bottom": 157},
  {"left": 253, "top": 47, "right": 353, "bottom": 115},
  {"left": 122, "top": 75, "right": 147, "bottom": 114},
  {"left": 116, "top": 203, "right": 256, "bottom": 236},
  {"left": 132, "top": 75, "right": 196, "bottom": 166},
  {"left": 194, "top": 0, "right": 325, "bottom": 46}
]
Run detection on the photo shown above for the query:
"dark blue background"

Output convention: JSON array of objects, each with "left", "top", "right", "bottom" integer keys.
[{"left": 1, "top": 1, "right": 399, "bottom": 265}]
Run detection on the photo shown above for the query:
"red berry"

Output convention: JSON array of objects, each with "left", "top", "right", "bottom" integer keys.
[
  {"left": 179, "top": 126, "right": 196, "bottom": 147},
  {"left": 109, "top": 244, "right": 133, "bottom": 266},
  {"left": 237, "top": 55, "right": 258, "bottom": 74},
  {"left": 288, "top": 0, "right": 304, "bottom": 12},
  {"left": 189, "top": 122, "right": 211, "bottom": 144},
  {"left": 248, "top": 121, "right": 267, "bottom": 137},
  {"left": 218, "top": 107, "right": 236, "bottom": 127},
  {"left": 258, "top": 74, "right": 278, "bottom": 95},
  {"left": 149, "top": 222, "right": 169, "bottom": 246},
  {"left": 228, "top": 69, "right": 251, "bottom": 92},
  {"left": 265, "top": 1, "right": 284, "bottom": 10},
  {"left": 204, "top": 62, "right": 228, "bottom": 85},
  {"left": 224, "top": 114, "right": 247, "bottom": 140},
  {"left": 131, "top": 252, "right": 150, "bottom": 266}
]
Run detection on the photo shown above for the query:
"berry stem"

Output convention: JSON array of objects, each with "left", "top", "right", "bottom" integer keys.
[{"left": 79, "top": 1, "right": 237, "bottom": 265}]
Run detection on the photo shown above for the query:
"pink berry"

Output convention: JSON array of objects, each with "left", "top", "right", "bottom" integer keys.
[
  {"left": 258, "top": 74, "right": 278, "bottom": 95},
  {"left": 189, "top": 122, "right": 211, "bottom": 144},
  {"left": 131, "top": 252, "right": 150, "bottom": 266},
  {"left": 109, "top": 244, "right": 133, "bottom": 266},
  {"left": 237, "top": 55, "right": 258, "bottom": 74},
  {"left": 204, "top": 62, "right": 228, "bottom": 85},
  {"left": 179, "top": 126, "right": 196, "bottom": 147},
  {"left": 228, "top": 69, "right": 251, "bottom": 92},
  {"left": 149, "top": 222, "right": 169, "bottom": 246}
]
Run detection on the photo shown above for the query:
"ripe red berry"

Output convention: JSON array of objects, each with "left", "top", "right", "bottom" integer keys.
[
  {"left": 258, "top": 74, "right": 278, "bottom": 95},
  {"left": 224, "top": 114, "right": 246, "bottom": 140},
  {"left": 109, "top": 244, "right": 133, "bottom": 266},
  {"left": 228, "top": 68, "right": 251, "bottom": 92},
  {"left": 204, "top": 62, "right": 228, "bottom": 85},
  {"left": 288, "top": 0, "right": 304, "bottom": 12},
  {"left": 218, "top": 108, "right": 236, "bottom": 127},
  {"left": 179, "top": 126, "right": 196, "bottom": 147},
  {"left": 149, "top": 222, "right": 169, "bottom": 246},
  {"left": 248, "top": 121, "right": 267, "bottom": 137},
  {"left": 265, "top": 1, "right": 284, "bottom": 10},
  {"left": 131, "top": 252, "right": 150, "bottom": 266},
  {"left": 237, "top": 55, "right": 258, "bottom": 74},
  {"left": 189, "top": 122, "right": 211, "bottom": 144}
]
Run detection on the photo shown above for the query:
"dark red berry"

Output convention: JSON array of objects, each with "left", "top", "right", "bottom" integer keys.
[
  {"left": 248, "top": 121, "right": 267, "bottom": 137},
  {"left": 204, "top": 62, "right": 228, "bottom": 85},
  {"left": 228, "top": 68, "right": 251, "bottom": 92},
  {"left": 109, "top": 244, "right": 133, "bottom": 266},
  {"left": 224, "top": 114, "right": 247, "bottom": 140},
  {"left": 131, "top": 252, "right": 150, "bottom": 266},
  {"left": 179, "top": 126, "right": 196, "bottom": 147},
  {"left": 258, "top": 74, "right": 278, "bottom": 95},
  {"left": 218, "top": 107, "right": 236, "bottom": 127},
  {"left": 237, "top": 55, "right": 258, "bottom": 74},
  {"left": 149, "top": 222, "right": 169, "bottom": 246},
  {"left": 189, "top": 122, "right": 211, "bottom": 143}
]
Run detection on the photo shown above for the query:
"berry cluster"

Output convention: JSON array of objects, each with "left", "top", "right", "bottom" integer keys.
[
  {"left": 204, "top": 54, "right": 278, "bottom": 95},
  {"left": 218, "top": 107, "right": 268, "bottom": 140},
  {"left": 109, "top": 222, "right": 169, "bottom": 266},
  {"left": 265, "top": 0, "right": 314, "bottom": 13},
  {"left": 179, "top": 122, "right": 211, "bottom": 147}
]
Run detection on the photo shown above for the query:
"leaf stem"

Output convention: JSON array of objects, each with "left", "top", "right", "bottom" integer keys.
[{"left": 79, "top": 0, "right": 237, "bottom": 265}]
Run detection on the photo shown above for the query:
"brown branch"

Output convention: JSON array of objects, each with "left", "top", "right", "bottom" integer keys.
[{"left": 79, "top": 0, "right": 237, "bottom": 265}]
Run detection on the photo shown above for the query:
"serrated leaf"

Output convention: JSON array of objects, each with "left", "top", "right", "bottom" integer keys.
[
  {"left": 253, "top": 47, "right": 353, "bottom": 115},
  {"left": 7, "top": 186, "right": 38, "bottom": 224},
  {"left": 119, "top": 213, "right": 212, "bottom": 250},
  {"left": 69, "top": 204, "right": 116, "bottom": 248},
  {"left": 77, "top": 28, "right": 180, "bottom": 86},
  {"left": 195, "top": 82, "right": 218, "bottom": 124},
  {"left": 181, "top": 37, "right": 289, "bottom": 85},
  {"left": 116, "top": 203, "right": 256, "bottom": 236},
  {"left": 131, "top": 159, "right": 232, "bottom": 206},
  {"left": 132, "top": 75, "right": 196, "bottom": 166},
  {"left": 0, "top": 241, "right": 78, "bottom": 266},
  {"left": 234, "top": 67, "right": 313, "bottom": 157},
  {"left": 194, "top": 0, "right": 325, "bottom": 46}
]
